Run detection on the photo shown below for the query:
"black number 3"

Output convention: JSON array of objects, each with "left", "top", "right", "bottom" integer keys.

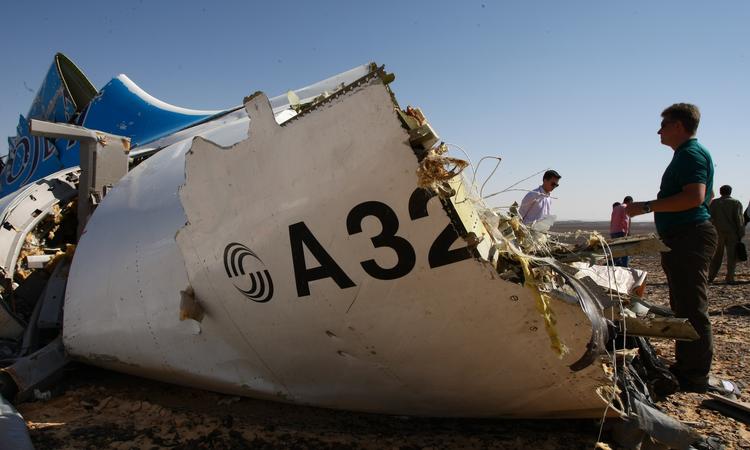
[{"left": 347, "top": 201, "right": 416, "bottom": 280}]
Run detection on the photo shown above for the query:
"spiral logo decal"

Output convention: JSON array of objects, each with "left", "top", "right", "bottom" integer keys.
[{"left": 223, "top": 243, "right": 274, "bottom": 303}]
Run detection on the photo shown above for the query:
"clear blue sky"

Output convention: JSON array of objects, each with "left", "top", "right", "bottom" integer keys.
[{"left": 1, "top": 1, "right": 748, "bottom": 220}]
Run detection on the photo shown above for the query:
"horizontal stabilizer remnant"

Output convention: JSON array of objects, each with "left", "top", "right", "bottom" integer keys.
[
  {"left": 621, "top": 316, "right": 699, "bottom": 341},
  {"left": 558, "top": 234, "right": 669, "bottom": 263}
]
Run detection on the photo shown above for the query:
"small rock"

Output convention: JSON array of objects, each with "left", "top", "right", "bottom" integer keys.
[
  {"left": 173, "top": 415, "right": 188, "bottom": 428},
  {"left": 33, "top": 389, "right": 52, "bottom": 401},
  {"left": 94, "top": 396, "right": 113, "bottom": 411},
  {"left": 130, "top": 400, "right": 142, "bottom": 412},
  {"left": 217, "top": 396, "right": 241, "bottom": 406}
]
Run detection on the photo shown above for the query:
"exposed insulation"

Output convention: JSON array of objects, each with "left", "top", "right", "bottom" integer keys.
[
  {"left": 516, "top": 255, "right": 569, "bottom": 358},
  {"left": 595, "top": 385, "right": 625, "bottom": 416},
  {"left": 13, "top": 201, "right": 77, "bottom": 283},
  {"left": 416, "top": 143, "right": 469, "bottom": 197},
  {"left": 44, "top": 244, "right": 76, "bottom": 273},
  {"left": 405, "top": 106, "right": 427, "bottom": 126},
  {"left": 588, "top": 231, "right": 605, "bottom": 248}
]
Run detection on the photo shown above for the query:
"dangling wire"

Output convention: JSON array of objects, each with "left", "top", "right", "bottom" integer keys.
[
  {"left": 482, "top": 168, "right": 550, "bottom": 200},
  {"left": 441, "top": 143, "right": 477, "bottom": 204},
  {"left": 594, "top": 236, "right": 631, "bottom": 447},
  {"left": 475, "top": 156, "right": 502, "bottom": 199},
  {"left": 443, "top": 144, "right": 502, "bottom": 207},
  {"left": 443, "top": 143, "right": 475, "bottom": 178},
  {"left": 487, "top": 188, "right": 559, "bottom": 200}
]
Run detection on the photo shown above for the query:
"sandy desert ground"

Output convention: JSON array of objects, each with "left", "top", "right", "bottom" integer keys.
[{"left": 15, "top": 222, "right": 750, "bottom": 449}]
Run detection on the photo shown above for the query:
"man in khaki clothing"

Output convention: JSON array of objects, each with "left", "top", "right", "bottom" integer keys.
[{"left": 709, "top": 184, "right": 745, "bottom": 283}]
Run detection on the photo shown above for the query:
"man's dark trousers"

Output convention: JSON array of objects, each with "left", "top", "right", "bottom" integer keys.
[
  {"left": 610, "top": 231, "right": 629, "bottom": 266},
  {"left": 660, "top": 221, "right": 718, "bottom": 386},
  {"left": 709, "top": 232, "right": 740, "bottom": 282}
]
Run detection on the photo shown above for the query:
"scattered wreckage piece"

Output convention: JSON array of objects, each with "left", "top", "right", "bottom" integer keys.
[
  {"left": 0, "top": 393, "right": 34, "bottom": 450},
  {"left": 0, "top": 55, "right": 715, "bottom": 448},
  {"left": 0, "top": 168, "right": 78, "bottom": 341},
  {"left": 2, "top": 336, "right": 68, "bottom": 402},
  {"left": 28, "top": 119, "right": 130, "bottom": 238},
  {"left": 557, "top": 260, "right": 698, "bottom": 342},
  {"left": 601, "top": 234, "right": 670, "bottom": 259},
  {"left": 569, "top": 262, "right": 647, "bottom": 297},
  {"left": 703, "top": 392, "right": 750, "bottom": 425},
  {"left": 621, "top": 316, "right": 699, "bottom": 341},
  {"left": 556, "top": 234, "right": 669, "bottom": 264}
]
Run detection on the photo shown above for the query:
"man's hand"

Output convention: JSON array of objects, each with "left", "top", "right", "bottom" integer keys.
[
  {"left": 624, "top": 184, "right": 706, "bottom": 218},
  {"left": 626, "top": 202, "right": 646, "bottom": 217}
]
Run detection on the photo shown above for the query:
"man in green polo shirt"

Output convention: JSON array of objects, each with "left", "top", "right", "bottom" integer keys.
[{"left": 626, "top": 103, "right": 718, "bottom": 393}]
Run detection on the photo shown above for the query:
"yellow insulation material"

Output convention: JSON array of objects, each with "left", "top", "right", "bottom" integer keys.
[
  {"left": 595, "top": 385, "right": 625, "bottom": 416},
  {"left": 416, "top": 143, "right": 469, "bottom": 196},
  {"left": 44, "top": 244, "right": 76, "bottom": 273},
  {"left": 587, "top": 230, "right": 605, "bottom": 248},
  {"left": 517, "top": 256, "right": 569, "bottom": 358}
]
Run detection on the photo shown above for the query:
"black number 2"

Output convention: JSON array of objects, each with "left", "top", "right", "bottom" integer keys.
[
  {"left": 347, "top": 201, "right": 416, "bottom": 280},
  {"left": 408, "top": 188, "right": 473, "bottom": 268}
]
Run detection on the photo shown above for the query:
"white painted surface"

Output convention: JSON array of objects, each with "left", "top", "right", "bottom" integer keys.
[
  {"left": 113, "top": 75, "right": 222, "bottom": 116},
  {"left": 64, "top": 75, "right": 608, "bottom": 418}
]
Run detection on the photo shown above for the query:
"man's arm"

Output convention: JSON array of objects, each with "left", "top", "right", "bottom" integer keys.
[
  {"left": 625, "top": 183, "right": 706, "bottom": 217},
  {"left": 736, "top": 201, "right": 745, "bottom": 238}
]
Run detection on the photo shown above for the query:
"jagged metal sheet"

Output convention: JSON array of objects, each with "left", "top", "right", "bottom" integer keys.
[{"left": 62, "top": 69, "right": 610, "bottom": 418}]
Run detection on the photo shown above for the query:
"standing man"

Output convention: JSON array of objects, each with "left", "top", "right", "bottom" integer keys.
[
  {"left": 626, "top": 103, "right": 717, "bottom": 393},
  {"left": 519, "top": 170, "right": 561, "bottom": 225},
  {"left": 609, "top": 196, "right": 633, "bottom": 266},
  {"left": 708, "top": 185, "right": 745, "bottom": 283}
]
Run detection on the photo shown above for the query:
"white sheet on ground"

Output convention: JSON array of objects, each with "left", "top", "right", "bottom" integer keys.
[{"left": 570, "top": 262, "right": 647, "bottom": 295}]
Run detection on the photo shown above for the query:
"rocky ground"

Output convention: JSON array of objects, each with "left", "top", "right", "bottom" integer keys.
[{"left": 15, "top": 224, "right": 750, "bottom": 449}]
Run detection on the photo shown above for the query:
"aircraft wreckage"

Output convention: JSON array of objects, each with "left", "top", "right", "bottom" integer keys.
[{"left": 0, "top": 54, "right": 711, "bottom": 448}]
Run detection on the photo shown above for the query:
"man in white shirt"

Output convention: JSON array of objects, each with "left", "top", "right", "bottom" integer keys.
[{"left": 519, "top": 170, "right": 561, "bottom": 225}]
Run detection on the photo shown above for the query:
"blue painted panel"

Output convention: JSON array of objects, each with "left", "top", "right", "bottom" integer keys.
[
  {"left": 1, "top": 58, "right": 73, "bottom": 195},
  {"left": 82, "top": 75, "right": 218, "bottom": 149},
  {"left": 2, "top": 62, "right": 224, "bottom": 198}
]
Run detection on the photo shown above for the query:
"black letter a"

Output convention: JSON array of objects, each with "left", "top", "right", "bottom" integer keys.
[{"left": 289, "top": 222, "right": 355, "bottom": 297}]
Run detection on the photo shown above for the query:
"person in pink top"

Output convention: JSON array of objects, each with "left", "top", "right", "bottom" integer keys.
[{"left": 610, "top": 196, "right": 633, "bottom": 266}]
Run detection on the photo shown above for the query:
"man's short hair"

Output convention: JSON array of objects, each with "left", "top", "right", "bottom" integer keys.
[
  {"left": 662, "top": 103, "right": 700, "bottom": 135},
  {"left": 623, "top": 196, "right": 633, "bottom": 204},
  {"left": 720, "top": 185, "right": 732, "bottom": 196},
  {"left": 612, "top": 202, "right": 621, "bottom": 208},
  {"left": 543, "top": 170, "right": 561, "bottom": 181}
]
